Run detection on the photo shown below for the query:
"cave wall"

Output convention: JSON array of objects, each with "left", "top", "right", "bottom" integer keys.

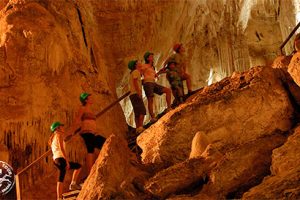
[
  {"left": 0, "top": 0, "right": 299, "bottom": 192},
  {"left": 114, "top": 0, "right": 298, "bottom": 126}
]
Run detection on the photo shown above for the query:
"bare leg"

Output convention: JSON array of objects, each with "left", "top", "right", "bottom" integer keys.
[
  {"left": 163, "top": 87, "right": 172, "bottom": 108},
  {"left": 86, "top": 153, "right": 94, "bottom": 175},
  {"left": 57, "top": 182, "right": 63, "bottom": 200},
  {"left": 183, "top": 73, "right": 192, "bottom": 92},
  {"left": 138, "top": 114, "right": 145, "bottom": 128},
  {"left": 134, "top": 116, "right": 139, "bottom": 128},
  {"left": 71, "top": 168, "right": 81, "bottom": 184},
  {"left": 147, "top": 97, "right": 155, "bottom": 119}
]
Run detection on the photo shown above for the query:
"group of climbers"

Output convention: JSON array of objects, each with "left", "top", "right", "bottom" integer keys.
[
  {"left": 47, "top": 43, "right": 192, "bottom": 200},
  {"left": 48, "top": 93, "right": 106, "bottom": 200},
  {"left": 128, "top": 43, "right": 193, "bottom": 132}
]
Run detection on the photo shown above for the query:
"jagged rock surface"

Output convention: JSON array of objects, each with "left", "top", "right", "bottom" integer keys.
[
  {"left": 78, "top": 134, "right": 150, "bottom": 200},
  {"left": 137, "top": 66, "right": 296, "bottom": 165},
  {"left": 145, "top": 142, "right": 222, "bottom": 199},
  {"left": 1, "top": 0, "right": 300, "bottom": 199},
  {"left": 288, "top": 52, "right": 300, "bottom": 87},
  {"left": 242, "top": 125, "right": 300, "bottom": 199},
  {"left": 194, "top": 133, "right": 286, "bottom": 199}
]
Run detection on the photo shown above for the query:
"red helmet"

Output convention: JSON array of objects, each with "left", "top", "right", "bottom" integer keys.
[{"left": 173, "top": 43, "right": 182, "bottom": 52}]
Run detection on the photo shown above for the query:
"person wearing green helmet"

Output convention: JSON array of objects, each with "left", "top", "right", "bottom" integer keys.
[
  {"left": 70, "top": 92, "right": 106, "bottom": 175},
  {"left": 48, "top": 121, "right": 82, "bottom": 200},
  {"left": 128, "top": 60, "right": 146, "bottom": 133},
  {"left": 141, "top": 51, "right": 172, "bottom": 122}
]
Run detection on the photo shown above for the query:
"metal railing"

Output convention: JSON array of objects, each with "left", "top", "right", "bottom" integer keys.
[
  {"left": 15, "top": 91, "right": 130, "bottom": 200},
  {"left": 280, "top": 21, "right": 300, "bottom": 55}
]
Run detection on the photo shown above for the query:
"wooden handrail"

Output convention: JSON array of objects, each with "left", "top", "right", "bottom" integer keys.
[
  {"left": 16, "top": 91, "right": 131, "bottom": 199},
  {"left": 96, "top": 91, "right": 130, "bottom": 118},
  {"left": 280, "top": 21, "right": 300, "bottom": 55},
  {"left": 17, "top": 150, "right": 52, "bottom": 176},
  {"left": 65, "top": 91, "right": 130, "bottom": 142}
]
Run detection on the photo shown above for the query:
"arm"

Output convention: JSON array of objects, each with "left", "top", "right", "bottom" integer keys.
[
  {"left": 157, "top": 67, "right": 167, "bottom": 76},
  {"left": 68, "top": 107, "right": 84, "bottom": 136},
  {"left": 133, "top": 78, "right": 142, "bottom": 97}
]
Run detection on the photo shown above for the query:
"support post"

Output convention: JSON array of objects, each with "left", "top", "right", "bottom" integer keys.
[{"left": 15, "top": 174, "right": 21, "bottom": 200}]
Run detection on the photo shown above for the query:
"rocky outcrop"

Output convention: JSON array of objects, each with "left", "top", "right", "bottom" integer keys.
[
  {"left": 137, "top": 66, "right": 296, "bottom": 165},
  {"left": 242, "top": 125, "right": 300, "bottom": 199},
  {"left": 78, "top": 134, "right": 150, "bottom": 200},
  {"left": 194, "top": 133, "right": 286, "bottom": 199},
  {"left": 189, "top": 131, "right": 210, "bottom": 159},
  {"left": 0, "top": 0, "right": 128, "bottom": 190},
  {"left": 288, "top": 51, "right": 300, "bottom": 87},
  {"left": 0, "top": 0, "right": 297, "bottom": 173},
  {"left": 145, "top": 142, "right": 222, "bottom": 199},
  {"left": 272, "top": 55, "right": 292, "bottom": 69}
]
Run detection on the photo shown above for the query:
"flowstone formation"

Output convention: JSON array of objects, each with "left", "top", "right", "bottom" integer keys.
[{"left": 79, "top": 65, "right": 300, "bottom": 199}]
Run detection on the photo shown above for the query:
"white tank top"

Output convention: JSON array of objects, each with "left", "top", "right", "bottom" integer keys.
[{"left": 51, "top": 134, "right": 65, "bottom": 160}]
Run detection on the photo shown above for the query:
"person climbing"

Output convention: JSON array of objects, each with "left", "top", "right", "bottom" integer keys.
[
  {"left": 70, "top": 93, "right": 106, "bottom": 175},
  {"left": 128, "top": 60, "right": 146, "bottom": 133},
  {"left": 165, "top": 59, "right": 184, "bottom": 105},
  {"left": 167, "top": 43, "right": 193, "bottom": 95},
  {"left": 141, "top": 51, "right": 172, "bottom": 122},
  {"left": 48, "top": 121, "right": 82, "bottom": 200}
]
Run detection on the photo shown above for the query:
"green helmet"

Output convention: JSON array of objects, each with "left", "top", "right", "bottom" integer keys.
[
  {"left": 80, "top": 92, "right": 90, "bottom": 103},
  {"left": 144, "top": 51, "right": 153, "bottom": 62},
  {"left": 50, "top": 121, "right": 64, "bottom": 132},
  {"left": 128, "top": 60, "right": 137, "bottom": 70}
]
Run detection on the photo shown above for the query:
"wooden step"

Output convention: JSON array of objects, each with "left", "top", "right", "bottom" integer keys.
[
  {"left": 62, "top": 190, "right": 80, "bottom": 199},
  {"left": 63, "top": 196, "right": 77, "bottom": 200}
]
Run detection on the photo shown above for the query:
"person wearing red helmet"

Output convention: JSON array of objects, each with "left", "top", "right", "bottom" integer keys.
[{"left": 169, "top": 43, "right": 193, "bottom": 95}]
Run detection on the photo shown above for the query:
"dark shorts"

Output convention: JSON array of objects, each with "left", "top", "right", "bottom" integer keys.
[
  {"left": 143, "top": 82, "right": 165, "bottom": 98},
  {"left": 80, "top": 133, "right": 106, "bottom": 153},
  {"left": 129, "top": 94, "right": 146, "bottom": 116},
  {"left": 53, "top": 157, "right": 81, "bottom": 182}
]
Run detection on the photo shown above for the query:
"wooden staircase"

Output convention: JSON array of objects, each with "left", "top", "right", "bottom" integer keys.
[{"left": 62, "top": 183, "right": 83, "bottom": 200}]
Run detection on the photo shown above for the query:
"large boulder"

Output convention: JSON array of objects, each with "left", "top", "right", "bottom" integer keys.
[
  {"left": 145, "top": 143, "right": 222, "bottom": 199},
  {"left": 272, "top": 55, "right": 292, "bottom": 69},
  {"left": 195, "top": 133, "right": 286, "bottom": 199},
  {"left": 137, "top": 66, "right": 295, "bottom": 165},
  {"left": 242, "top": 125, "right": 300, "bottom": 199},
  {"left": 288, "top": 51, "right": 300, "bottom": 87},
  {"left": 78, "top": 134, "right": 149, "bottom": 200}
]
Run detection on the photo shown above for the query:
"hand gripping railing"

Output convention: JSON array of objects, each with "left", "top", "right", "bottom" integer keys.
[
  {"left": 280, "top": 21, "right": 300, "bottom": 55},
  {"left": 15, "top": 91, "right": 130, "bottom": 200}
]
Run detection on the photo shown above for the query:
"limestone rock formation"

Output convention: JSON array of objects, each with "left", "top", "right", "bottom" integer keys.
[
  {"left": 0, "top": 0, "right": 128, "bottom": 191},
  {"left": 242, "top": 125, "right": 300, "bottom": 199},
  {"left": 288, "top": 52, "right": 300, "bottom": 87},
  {"left": 189, "top": 131, "right": 210, "bottom": 159},
  {"left": 2, "top": 0, "right": 300, "bottom": 199},
  {"left": 145, "top": 141, "right": 223, "bottom": 199},
  {"left": 194, "top": 133, "right": 286, "bottom": 199},
  {"left": 77, "top": 134, "right": 150, "bottom": 200},
  {"left": 137, "top": 66, "right": 296, "bottom": 165}
]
